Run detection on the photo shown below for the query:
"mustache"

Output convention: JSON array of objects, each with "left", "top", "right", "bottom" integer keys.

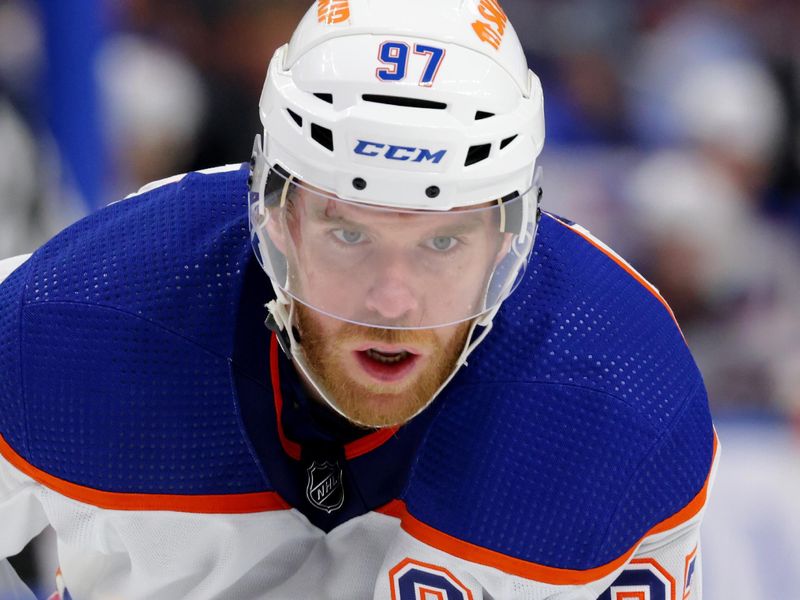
[{"left": 324, "top": 321, "right": 440, "bottom": 347}]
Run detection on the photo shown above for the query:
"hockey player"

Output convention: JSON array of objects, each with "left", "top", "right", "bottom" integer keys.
[{"left": 0, "top": 1, "right": 717, "bottom": 598}]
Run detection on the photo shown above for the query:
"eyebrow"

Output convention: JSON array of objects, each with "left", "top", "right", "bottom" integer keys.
[
  {"left": 312, "top": 206, "right": 372, "bottom": 232},
  {"left": 310, "top": 202, "right": 491, "bottom": 241},
  {"left": 429, "top": 217, "right": 485, "bottom": 236}
]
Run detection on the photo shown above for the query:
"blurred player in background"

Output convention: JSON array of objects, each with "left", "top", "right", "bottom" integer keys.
[{"left": 0, "top": 1, "right": 717, "bottom": 598}]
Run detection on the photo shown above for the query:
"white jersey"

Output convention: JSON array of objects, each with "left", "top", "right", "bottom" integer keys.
[{"left": 0, "top": 455, "right": 714, "bottom": 599}]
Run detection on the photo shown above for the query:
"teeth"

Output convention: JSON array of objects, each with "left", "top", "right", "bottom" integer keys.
[{"left": 366, "top": 349, "right": 409, "bottom": 364}]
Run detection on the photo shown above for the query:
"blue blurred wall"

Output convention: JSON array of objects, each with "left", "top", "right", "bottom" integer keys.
[{"left": 40, "top": 0, "right": 108, "bottom": 209}]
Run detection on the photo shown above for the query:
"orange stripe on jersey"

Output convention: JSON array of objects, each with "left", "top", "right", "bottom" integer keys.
[
  {"left": 269, "top": 333, "right": 400, "bottom": 461},
  {"left": 630, "top": 557, "right": 676, "bottom": 600},
  {"left": 0, "top": 433, "right": 291, "bottom": 513},
  {"left": 345, "top": 425, "right": 399, "bottom": 459},
  {"left": 649, "top": 430, "right": 717, "bottom": 537},
  {"left": 552, "top": 217, "right": 683, "bottom": 336},
  {"left": 377, "top": 432, "right": 718, "bottom": 584},
  {"left": 389, "top": 558, "right": 475, "bottom": 600},
  {"left": 682, "top": 544, "right": 698, "bottom": 599}
]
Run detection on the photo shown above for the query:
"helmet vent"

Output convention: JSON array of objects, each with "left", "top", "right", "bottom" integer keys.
[
  {"left": 362, "top": 94, "right": 447, "bottom": 110},
  {"left": 500, "top": 135, "right": 518, "bottom": 149},
  {"left": 314, "top": 93, "right": 334, "bottom": 104},
  {"left": 286, "top": 109, "right": 303, "bottom": 128},
  {"left": 465, "top": 143, "right": 491, "bottom": 166},
  {"left": 311, "top": 123, "right": 334, "bottom": 152},
  {"left": 475, "top": 111, "right": 495, "bottom": 120}
]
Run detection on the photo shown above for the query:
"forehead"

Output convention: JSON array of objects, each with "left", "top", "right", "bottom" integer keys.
[{"left": 292, "top": 184, "right": 497, "bottom": 228}]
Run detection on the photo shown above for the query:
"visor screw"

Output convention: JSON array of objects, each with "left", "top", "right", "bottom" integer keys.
[
  {"left": 352, "top": 177, "right": 367, "bottom": 190},
  {"left": 426, "top": 186, "right": 440, "bottom": 198}
]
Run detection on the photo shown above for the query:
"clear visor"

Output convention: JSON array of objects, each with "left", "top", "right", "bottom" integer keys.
[{"left": 250, "top": 167, "right": 539, "bottom": 329}]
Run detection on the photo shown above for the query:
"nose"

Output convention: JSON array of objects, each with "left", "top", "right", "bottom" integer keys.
[{"left": 364, "top": 255, "right": 420, "bottom": 322}]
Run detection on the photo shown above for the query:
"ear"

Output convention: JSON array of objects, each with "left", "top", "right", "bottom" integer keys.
[
  {"left": 494, "top": 232, "right": 514, "bottom": 267},
  {"left": 264, "top": 208, "right": 288, "bottom": 254}
]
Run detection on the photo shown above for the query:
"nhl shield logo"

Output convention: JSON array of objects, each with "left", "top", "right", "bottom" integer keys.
[{"left": 306, "top": 460, "right": 344, "bottom": 513}]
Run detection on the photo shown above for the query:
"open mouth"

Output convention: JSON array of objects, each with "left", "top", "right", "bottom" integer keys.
[
  {"left": 353, "top": 347, "right": 421, "bottom": 383},
  {"left": 365, "top": 349, "right": 410, "bottom": 364}
]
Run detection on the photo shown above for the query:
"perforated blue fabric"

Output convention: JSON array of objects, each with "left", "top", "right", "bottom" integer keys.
[
  {"left": 27, "top": 170, "right": 252, "bottom": 354},
  {"left": 1, "top": 165, "right": 272, "bottom": 494},
  {"left": 403, "top": 213, "right": 714, "bottom": 569},
  {"left": 597, "top": 381, "right": 713, "bottom": 562},
  {"left": 0, "top": 261, "right": 30, "bottom": 455},
  {"left": 22, "top": 302, "right": 265, "bottom": 493}
]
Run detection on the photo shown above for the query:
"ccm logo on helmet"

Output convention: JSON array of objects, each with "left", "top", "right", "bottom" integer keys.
[{"left": 354, "top": 140, "right": 447, "bottom": 164}]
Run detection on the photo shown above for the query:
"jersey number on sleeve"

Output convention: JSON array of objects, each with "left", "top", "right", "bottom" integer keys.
[
  {"left": 597, "top": 558, "right": 675, "bottom": 600},
  {"left": 389, "top": 558, "right": 474, "bottom": 600}
]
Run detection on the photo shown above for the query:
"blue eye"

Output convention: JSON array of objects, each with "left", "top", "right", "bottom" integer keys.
[
  {"left": 333, "top": 229, "right": 366, "bottom": 245},
  {"left": 426, "top": 236, "right": 458, "bottom": 252}
]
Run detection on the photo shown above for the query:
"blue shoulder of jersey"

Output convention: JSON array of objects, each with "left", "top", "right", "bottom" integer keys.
[
  {"left": 0, "top": 165, "right": 276, "bottom": 498},
  {"left": 402, "top": 212, "right": 715, "bottom": 571}
]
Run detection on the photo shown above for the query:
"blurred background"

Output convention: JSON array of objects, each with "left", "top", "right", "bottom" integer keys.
[{"left": 0, "top": 0, "right": 798, "bottom": 597}]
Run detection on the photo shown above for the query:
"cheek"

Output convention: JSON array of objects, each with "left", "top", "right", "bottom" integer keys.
[
  {"left": 432, "top": 322, "right": 466, "bottom": 351},
  {"left": 298, "top": 268, "right": 360, "bottom": 312},
  {"left": 302, "top": 309, "right": 337, "bottom": 339},
  {"left": 442, "top": 252, "right": 497, "bottom": 306}
]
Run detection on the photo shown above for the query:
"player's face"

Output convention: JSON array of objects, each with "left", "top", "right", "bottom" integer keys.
[
  {"left": 265, "top": 186, "right": 510, "bottom": 426},
  {"left": 295, "top": 303, "right": 471, "bottom": 427}
]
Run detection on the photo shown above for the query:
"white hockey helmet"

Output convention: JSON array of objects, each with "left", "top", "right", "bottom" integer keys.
[
  {"left": 254, "top": 0, "right": 544, "bottom": 210},
  {"left": 250, "top": 0, "right": 545, "bottom": 326}
]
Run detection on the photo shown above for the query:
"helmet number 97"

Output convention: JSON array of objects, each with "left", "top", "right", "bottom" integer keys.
[{"left": 376, "top": 42, "right": 446, "bottom": 87}]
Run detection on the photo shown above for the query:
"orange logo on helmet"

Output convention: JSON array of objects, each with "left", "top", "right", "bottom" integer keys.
[
  {"left": 471, "top": 0, "right": 508, "bottom": 50},
  {"left": 318, "top": 0, "right": 350, "bottom": 25}
]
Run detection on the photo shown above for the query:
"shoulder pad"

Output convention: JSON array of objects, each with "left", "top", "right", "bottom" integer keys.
[
  {"left": 0, "top": 165, "right": 275, "bottom": 501},
  {"left": 399, "top": 213, "right": 716, "bottom": 576}
]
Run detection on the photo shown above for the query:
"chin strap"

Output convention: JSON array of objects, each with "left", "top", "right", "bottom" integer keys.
[{"left": 265, "top": 286, "right": 293, "bottom": 357}]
